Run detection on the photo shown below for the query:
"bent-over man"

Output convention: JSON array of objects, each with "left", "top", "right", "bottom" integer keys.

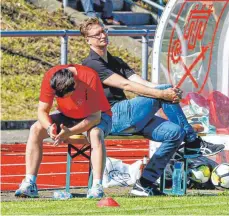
[{"left": 15, "top": 64, "right": 112, "bottom": 199}]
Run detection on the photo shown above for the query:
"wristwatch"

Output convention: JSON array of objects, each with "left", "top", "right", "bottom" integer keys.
[{"left": 47, "top": 125, "right": 51, "bottom": 136}]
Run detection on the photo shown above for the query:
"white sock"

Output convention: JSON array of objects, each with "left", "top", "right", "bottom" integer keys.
[
  {"left": 25, "top": 174, "right": 37, "bottom": 183},
  {"left": 93, "top": 179, "right": 102, "bottom": 187}
]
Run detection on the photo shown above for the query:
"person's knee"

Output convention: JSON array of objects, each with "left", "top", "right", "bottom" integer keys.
[
  {"left": 136, "top": 96, "right": 160, "bottom": 112},
  {"left": 30, "top": 121, "right": 45, "bottom": 137},
  {"left": 165, "top": 124, "right": 185, "bottom": 144},
  {"left": 26, "top": 122, "right": 46, "bottom": 151},
  {"left": 89, "top": 127, "right": 104, "bottom": 148}
]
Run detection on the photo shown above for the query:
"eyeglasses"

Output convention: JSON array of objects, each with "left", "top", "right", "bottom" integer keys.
[{"left": 87, "top": 29, "right": 108, "bottom": 39}]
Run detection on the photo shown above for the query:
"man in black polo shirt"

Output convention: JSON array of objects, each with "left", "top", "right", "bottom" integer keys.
[{"left": 80, "top": 18, "right": 225, "bottom": 196}]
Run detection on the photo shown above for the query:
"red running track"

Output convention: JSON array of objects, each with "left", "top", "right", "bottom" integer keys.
[
  {"left": 1, "top": 139, "right": 228, "bottom": 191},
  {"left": 1, "top": 139, "right": 149, "bottom": 191}
]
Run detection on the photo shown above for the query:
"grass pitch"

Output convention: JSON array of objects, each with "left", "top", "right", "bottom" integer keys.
[{"left": 1, "top": 191, "right": 229, "bottom": 215}]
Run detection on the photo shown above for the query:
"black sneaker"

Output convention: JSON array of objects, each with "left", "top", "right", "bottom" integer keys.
[
  {"left": 184, "top": 137, "right": 225, "bottom": 158},
  {"left": 130, "top": 180, "right": 165, "bottom": 197},
  {"left": 198, "top": 137, "right": 225, "bottom": 156},
  {"left": 184, "top": 147, "right": 202, "bottom": 159},
  {"left": 182, "top": 138, "right": 202, "bottom": 159}
]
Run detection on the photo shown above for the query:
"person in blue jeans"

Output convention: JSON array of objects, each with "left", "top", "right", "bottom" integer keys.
[
  {"left": 80, "top": 17, "right": 225, "bottom": 196},
  {"left": 80, "top": 0, "right": 123, "bottom": 25}
]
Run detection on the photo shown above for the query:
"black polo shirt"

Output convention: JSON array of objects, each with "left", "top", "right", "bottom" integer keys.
[{"left": 82, "top": 49, "right": 135, "bottom": 106}]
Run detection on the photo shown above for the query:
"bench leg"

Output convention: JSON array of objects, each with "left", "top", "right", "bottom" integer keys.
[
  {"left": 66, "top": 145, "right": 72, "bottom": 193},
  {"left": 183, "top": 158, "right": 188, "bottom": 194},
  {"left": 160, "top": 171, "right": 165, "bottom": 192},
  {"left": 88, "top": 147, "right": 93, "bottom": 189},
  {"left": 88, "top": 170, "right": 93, "bottom": 189}
]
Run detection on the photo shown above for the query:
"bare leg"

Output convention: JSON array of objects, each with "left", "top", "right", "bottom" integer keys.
[
  {"left": 88, "top": 127, "right": 106, "bottom": 180},
  {"left": 26, "top": 121, "right": 49, "bottom": 176}
]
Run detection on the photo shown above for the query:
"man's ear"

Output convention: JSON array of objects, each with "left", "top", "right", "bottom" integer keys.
[{"left": 86, "top": 37, "right": 91, "bottom": 45}]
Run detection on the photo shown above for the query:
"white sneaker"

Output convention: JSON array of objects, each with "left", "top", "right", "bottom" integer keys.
[
  {"left": 15, "top": 179, "right": 39, "bottom": 198},
  {"left": 130, "top": 180, "right": 165, "bottom": 197},
  {"left": 87, "top": 184, "right": 104, "bottom": 199}
]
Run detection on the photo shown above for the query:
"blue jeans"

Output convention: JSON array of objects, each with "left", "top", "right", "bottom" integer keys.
[
  {"left": 111, "top": 84, "right": 197, "bottom": 183},
  {"left": 81, "top": 0, "right": 113, "bottom": 18}
]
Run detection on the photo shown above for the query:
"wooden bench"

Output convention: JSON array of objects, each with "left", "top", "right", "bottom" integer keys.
[{"left": 64, "top": 135, "right": 189, "bottom": 194}]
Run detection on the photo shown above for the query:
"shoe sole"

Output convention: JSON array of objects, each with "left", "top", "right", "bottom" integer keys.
[
  {"left": 130, "top": 189, "right": 149, "bottom": 197},
  {"left": 87, "top": 197, "right": 103, "bottom": 199},
  {"left": 15, "top": 192, "right": 39, "bottom": 198},
  {"left": 15, "top": 194, "right": 39, "bottom": 198},
  {"left": 87, "top": 193, "right": 104, "bottom": 199},
  {"left": 183, "top": 154, "right": 202, "bottom": 159}
]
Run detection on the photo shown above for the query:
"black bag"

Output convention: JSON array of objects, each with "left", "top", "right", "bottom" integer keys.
[{"left": 164, "top": 149, "right": 218, "bottom": 189}]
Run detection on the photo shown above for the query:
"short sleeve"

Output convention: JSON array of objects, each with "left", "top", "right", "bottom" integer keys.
[
  {"left": 39, "top": 73, "right": 55, "bottom": 104},
  {"left": 115, "top": 57, "right": 135, "bottom": 78},
  {"left": 83, "top": 59, "right": 114, "bottom": 82},
  {"left": 87, "top": 74, "right": 104, "bottom": 113}
]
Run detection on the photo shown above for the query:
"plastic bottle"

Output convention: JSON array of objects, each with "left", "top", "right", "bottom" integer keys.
[
  {"left": 172, "top": 162, "right": 183, "bottom": 195},
  {"left": 143, "top": 155, "right": 148, "bottom": 166},
  {"left": 141, "top": 155, "right": 148, "bottom": 174},
  {"left": 53, "top": 191, "right": 73, "bottom": 200}
]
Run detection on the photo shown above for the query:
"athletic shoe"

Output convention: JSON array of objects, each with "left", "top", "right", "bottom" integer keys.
[
  {"left": 87, "top": 184, "right": 104, "bottom": 199},
  {"left": 15, "top": 179, "right": 39, "bottom": 198},
  {"left": 102, "top": 16, "right": 125, "bottom": 25},
  {"left": 178, "top": 144, "right": 202, "bottom": 159},
  {"left": 183, "top": 136, "right": 225, "bottom": 158},
  {"left": 199, "top": 137, "right": 225, "bottom": 156},
  {"left": 184, "top": 147, "right": 202, "bottom": 159},
  {"left": 130, "top": 180, "right": 165, "bottom": 197},
  {"left": 183, "top": 136, "right": 202, "bottom": 158}
]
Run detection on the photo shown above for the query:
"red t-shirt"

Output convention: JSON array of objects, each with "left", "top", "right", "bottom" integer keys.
[{"left": 39, "top": 64, "right": 112, "bottom": 119}]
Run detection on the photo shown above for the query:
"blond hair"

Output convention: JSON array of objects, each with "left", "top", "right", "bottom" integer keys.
[{"left": 79, "top": 17, "right": 103, "bottom": 37}]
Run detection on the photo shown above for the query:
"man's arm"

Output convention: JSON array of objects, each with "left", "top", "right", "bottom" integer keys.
[
  {"left": 128, "top": 74, "right": 183, "bottom": 100},
  {"left": 38, "top": 101, "right": 53, "bottom": 130},
  {"left": 68, "top": 110, "right": 101, "bottom": 135},
  {"left": 128, "top": 74, "right": 158, "bottom": 88},
  {"left": 103, "top": 73, "right": 178, "bottom": 102},
  {"left": 38, "top": 101, "right": 57, "bottom": 140},
  {"left": 54, "top": 111, "right": 101, "bottom": 145}
]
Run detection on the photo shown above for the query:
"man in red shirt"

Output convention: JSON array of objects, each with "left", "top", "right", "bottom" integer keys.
[{"left": 15, "top": 64, "right": 112, "bottom": 199}]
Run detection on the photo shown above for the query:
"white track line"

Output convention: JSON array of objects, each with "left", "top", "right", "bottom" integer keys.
[
  {"left": 2, "top": 148, "right": 148, "bottom": 156},
  {"left": 1, "top": 161, "right": 67, "bottom": 166},
  {"left": 1, "top": 158, "right": 142, "bottom": 167},
  {"left": 1, "top": 172, "right": 88, "bottom": 177},
  {"left": 1, "top": 183, "right": 63, "bottom": 187}
]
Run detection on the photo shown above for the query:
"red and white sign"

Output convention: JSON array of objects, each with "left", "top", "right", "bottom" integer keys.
[{"left": 167, "top": 0, "right": 229, "bottom": 93}]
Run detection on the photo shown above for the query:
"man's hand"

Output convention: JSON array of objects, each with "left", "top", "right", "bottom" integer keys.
[
  {"left": 54, "top": 124, "right": 71, "bottom": 146},
  {"left": 48, "top": 123, "right": 57, "bottom": 140},
  {"left": 173, "top": 87, "right": 183, "bottom": 99},
  {"left": 161, "top": 88, "right": 180, "bottom": 103}
]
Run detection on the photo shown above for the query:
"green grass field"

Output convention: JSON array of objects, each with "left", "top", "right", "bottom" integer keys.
[{"left": 2, "top": 194, "right": 229, "bottom": 215}]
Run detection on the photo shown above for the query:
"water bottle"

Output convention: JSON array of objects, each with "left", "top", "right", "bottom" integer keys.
[
  {"left": 143, "top": 155, "right": 148, "bottom": 166},
  {"left": 141, "top": 155, "right": 148, "bottom": 174},
  {"left": 172, "top": 162, "right": 183, "bottom": 195},
  {"left": 137, "top": 155, "right": 148, "bottom": 179},
  {"left": 53, "top": 191, "right": 73, "bottom": 200}
]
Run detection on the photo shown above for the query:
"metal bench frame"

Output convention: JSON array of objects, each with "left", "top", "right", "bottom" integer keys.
[{"left": 65, "top": 135, "right": 188, "bottom": 194}]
